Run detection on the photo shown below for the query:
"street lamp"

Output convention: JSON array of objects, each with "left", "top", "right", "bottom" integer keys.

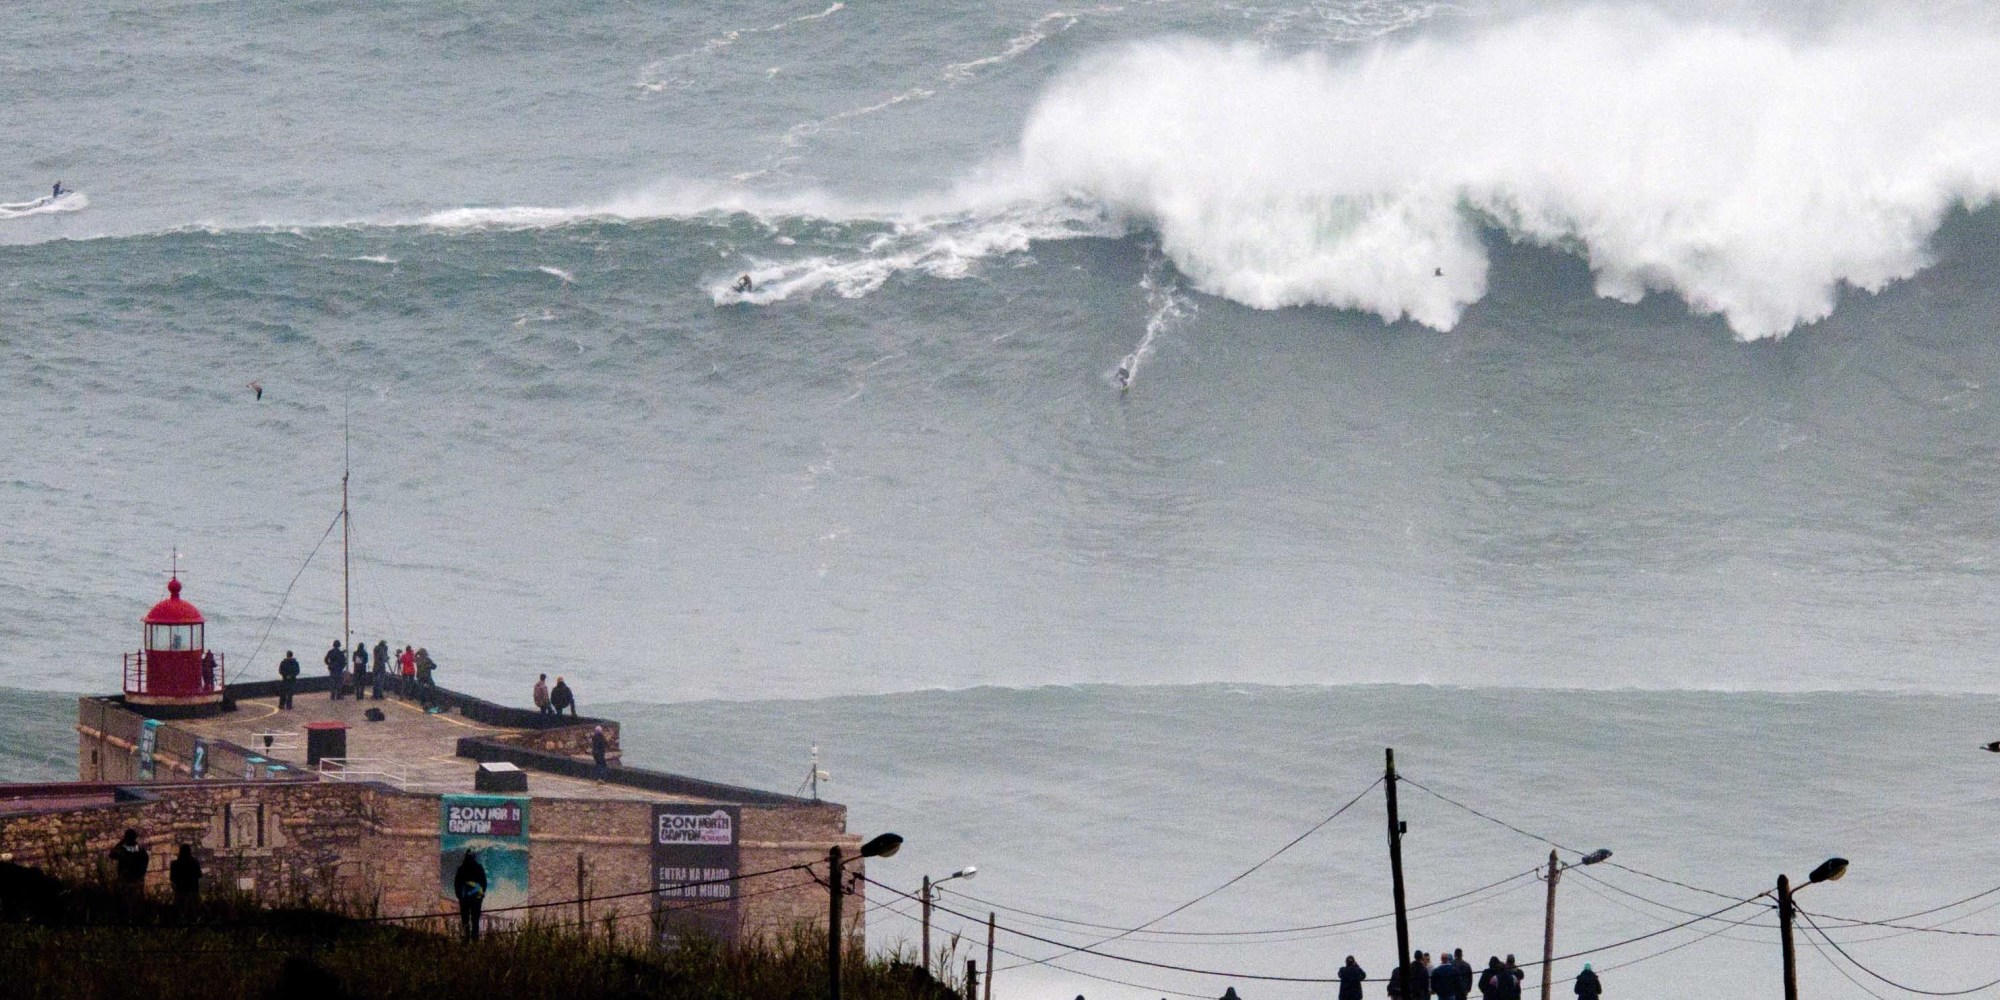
[
  {"left": 829, "top": 833, "right": 904, "bottom": 1000},
  {"left": 1541, "top": 848, "right": 1614, "bottom": 1000},
  {"left": 1779, "top": 857, "right": 1848, "bottom": 1000},
  {"left": 921, "top": 866, "right": 978, "bottom": 978}
]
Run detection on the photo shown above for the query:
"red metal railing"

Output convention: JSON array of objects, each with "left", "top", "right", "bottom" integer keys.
[{"left": 122, "top": 650, "right": 227, "bottom": 695}]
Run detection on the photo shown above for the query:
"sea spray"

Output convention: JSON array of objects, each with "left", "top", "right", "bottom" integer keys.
[{"left": 1015, "top": 11, "right": 2000, "bottom": 338}]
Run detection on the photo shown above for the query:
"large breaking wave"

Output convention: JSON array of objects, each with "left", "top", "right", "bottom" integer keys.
[
  {"left": 1015, "top": 10, "right": 2000, "bottom": 338},
  {"left": 424, "top": 10, "right": 2000, "bottom": 339}
]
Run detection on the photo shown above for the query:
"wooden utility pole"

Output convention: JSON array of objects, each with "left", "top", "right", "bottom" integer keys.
[
  {"left": 828, "top": 846, "right": 845, "bottom": 1000},
  {"left": 1385, "top": 749, "right": 1412, "bottom": 987},
  {"left": 1541, "top": 849, "right": 1560, "bottom": 1000},
  {"left": 1779, "top": 875, "right": 1798, "bottom": 1000},
  {"left": 985, "top": 912, "right": 996, "bottom": 1000},
  {"left": 922, "top": 875, "right": 933, "bottom": 979}
]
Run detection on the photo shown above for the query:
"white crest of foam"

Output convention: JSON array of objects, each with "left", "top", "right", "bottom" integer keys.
[{"left": 1013, "top": 12, "right": 2000, "bottom": 338}]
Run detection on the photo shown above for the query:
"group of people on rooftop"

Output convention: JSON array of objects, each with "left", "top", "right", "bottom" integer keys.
[{"left": 273, "top": 640, "right": 437, "bottom": 709}]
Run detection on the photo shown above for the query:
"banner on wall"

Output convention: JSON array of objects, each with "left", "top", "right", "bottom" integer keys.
[
  {"left": 135, "top": 719, "right": 160, "bottom": 780},
  {"left": 651, "top": 804, "right": 741, "bottom": 946},
  {"left": 439, "top": 795, "right": 531, "bottom": 913}
]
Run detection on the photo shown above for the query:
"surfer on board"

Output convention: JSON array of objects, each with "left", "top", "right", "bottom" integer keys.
[
  {"left": 248, "top": 381, "right": 262, "bottom": 400},
  {"left": 733, "top": 274, "right": 754, "bottom": 293},
  {"left": 1114, "top": 363, "right": 1132, "bottom": 392},
  {"left": 51, "top": 181, "right": 63, "bottom": 199}
]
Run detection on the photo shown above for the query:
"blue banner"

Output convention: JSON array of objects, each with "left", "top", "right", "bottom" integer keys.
[{"left": 440, "top": 794, "right": 531, "bottom": 912}]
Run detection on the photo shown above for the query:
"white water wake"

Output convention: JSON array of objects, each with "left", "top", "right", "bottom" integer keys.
[
  {"left": 0, "top": 192, "right": 88, "bottom": 221},
  {"left": 1113, "top": 253, "right": 1194, "bottom": 390}
]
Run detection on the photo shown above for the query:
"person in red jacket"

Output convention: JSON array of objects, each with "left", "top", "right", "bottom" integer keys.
[{"left": 398, "top": 645, "right": 417, "bottom": 698}]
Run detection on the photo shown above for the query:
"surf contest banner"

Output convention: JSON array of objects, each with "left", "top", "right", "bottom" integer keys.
[
  {"left": 439, "top": 795, "right": 531, "bottom": 913},
  {"left": 652, "top": 804, "right": 741, "bottom": 946},
  {"left": 135, "top": 719, "right": 160, "bottom": 780}
]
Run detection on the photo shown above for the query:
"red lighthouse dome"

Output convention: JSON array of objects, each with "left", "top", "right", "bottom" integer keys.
[{"left": 125, "top": 576, "right": 224, "bottom": 712}]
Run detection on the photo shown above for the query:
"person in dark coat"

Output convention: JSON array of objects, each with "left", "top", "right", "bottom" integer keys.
[
  {"left": 549, "top": 676, "right": 575, "bottom": 717},
  {"left": 415, "top": 648, "right": 438, "bottom": 708},
  {"left": 277, "top": 651, "right": 300, "bottom": 709},
  {"left": 350, "top": 643, "right": 369, "bottom": 698},
  {"left": 1395, "top": 955, "right": 1431, "bottom": 1000},
  {"left": 200, "top": 650, "right": 218, "bottom": 690},
  {"left": 1499, "top": 957, "right": 1524, "bottom": 1000},
  {"left": 1430, "top": 950, "right": 1459, "bottom": 1000},
  {"left": 1573, "top": 965, "right": 1602, "bottom": 1000},
  {"left": 109, "top": 829, "right": 149, "bottom": 892},
  {"left": 324, "top": 641, "right": 347, "bottom": 700},
  {"left": 1452, "top": 950, "right": 1474, "bottom": 1000},
  {"left": 1338, "top": 956, "right": 1366, "bottom": 1000},
  {"left": 372, "top": 640, "right": 389, "bottom": 699},
  {"left": 169, "top": 843, "right": 202, "bottom": 915},
  {"left": 590, "top": 725, "right": 609, "bottom": 781},
  {"left": 454, "top": 849, "right": 487, "bottom": 941},
  {"left": 1220, "top": 990, "right": 1242, "bottom": 1000},
  {"left": 1478, "top": 957, "right": 1505, "bottom": 1000}
]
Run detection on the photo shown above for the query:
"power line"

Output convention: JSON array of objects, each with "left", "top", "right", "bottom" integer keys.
[
  {"left": 1600, "top": 860, "right": 1749, "bottom": 903},
  {"left": 1399, "top": 775, "right": 1579, "bottom": 855},
  {"left": 1800, "top": 906, "right": 2000, "bottom": 996},
  {"left": 994, "top": 776, "right": 1381, "bottom": 972},
  {"left": 1803, "top": 921, "right": 1897, "bottom": 1000},
  {"left": 873, "top": 874, "right": 1770, "bottom": 984},
  {"left": 944, "top": 864, "right": 1540, "bottom": 941}
]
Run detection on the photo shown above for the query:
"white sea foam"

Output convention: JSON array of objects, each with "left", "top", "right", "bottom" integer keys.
[
  {"left": 537, "top": 265, "right": 576, "bottom": 284},
  {"left": 0, "top": 191, "right": 89, "bottom": 221},
  {"left": 1012, "top": 12, "right": 2000, "bottom": 338},
  {"left": 423, "top": 12, "right": 2000, "bottom": 338}
]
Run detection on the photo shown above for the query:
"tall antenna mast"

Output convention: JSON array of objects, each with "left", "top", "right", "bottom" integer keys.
[{"left": 342, "top": 396, "right": 351, "bottom": 658}]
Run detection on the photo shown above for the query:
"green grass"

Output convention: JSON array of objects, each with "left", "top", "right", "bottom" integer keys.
[{"left": 1, "top": 878, "right": 960, "bottom": 1000}]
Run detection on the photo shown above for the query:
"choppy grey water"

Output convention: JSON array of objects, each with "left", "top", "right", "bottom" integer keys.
[{"left": 6, "top": 1, "right": 2000, "bottom": 996}]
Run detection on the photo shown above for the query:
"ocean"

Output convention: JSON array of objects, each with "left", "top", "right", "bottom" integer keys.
[{"left": 6, "top": 1, "right": 2000, "bottom": 996}]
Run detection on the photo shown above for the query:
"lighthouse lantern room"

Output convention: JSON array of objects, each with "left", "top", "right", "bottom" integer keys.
[{"left": 125, "top": 575, "right": 225, "bottom": 711}]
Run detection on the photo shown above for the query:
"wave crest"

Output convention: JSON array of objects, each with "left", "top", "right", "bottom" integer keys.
[{"left": 1015, "top": 13, "right": 2000, "bottom": 338}]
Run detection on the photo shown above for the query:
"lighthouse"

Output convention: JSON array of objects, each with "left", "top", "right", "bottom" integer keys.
[{"left": 124, "top": 576, "right": 225, "bottom": 714}]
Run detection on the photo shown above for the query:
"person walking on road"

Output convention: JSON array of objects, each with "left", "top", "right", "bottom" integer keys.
[
  {"left": 1337, "top": 956, "right": 1365, "bottom": 1000},
  {"left": 454, "top": 849, "right": 487, "bottom": 941},
  {"left": 549, "top": 676, "right": 575, "bottom": 717},
  {"left": 372, "top": 639, "right": 389, "bottom": 700},
  {"left": 324, "top": 641, "right": 347, "bottom": 700},
  {"left": 277, "top": 651, "right": 300, "bottom": 709},
  {"left": 1573, "top": 965, "right": 1602, "bottom": 1000}
]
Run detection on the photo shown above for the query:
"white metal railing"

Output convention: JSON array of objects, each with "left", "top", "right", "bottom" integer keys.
[{"left": 315, "top": 756, "right": 437, "bottom": 791}]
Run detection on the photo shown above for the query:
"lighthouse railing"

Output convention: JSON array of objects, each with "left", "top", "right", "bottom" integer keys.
[{"left": 123, "top": 650, "right": 145, "bottom": 694}]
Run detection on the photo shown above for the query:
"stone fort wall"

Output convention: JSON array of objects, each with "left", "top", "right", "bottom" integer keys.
[{"left": 8, "top": 689, "right": 867, "bottom": 947}]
